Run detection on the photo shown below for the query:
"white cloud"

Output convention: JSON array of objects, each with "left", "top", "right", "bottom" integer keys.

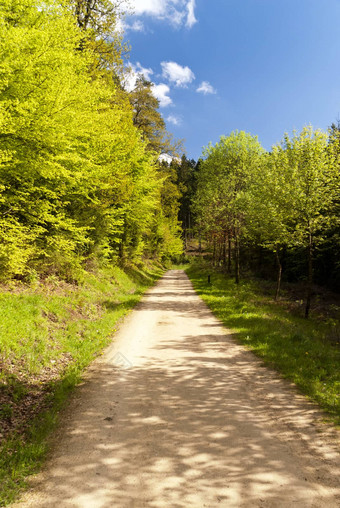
[
  {"left": 167, "top": 114, "right": 181, "bottom": 126},
  {"left": 186, "top": 0, "right": 197, "bottom": 28},
  {"left": 158, "top": 153, "right": 173, "bottom": 164},
  {"left": 116, "top": 17, "right": 125, "bottom": 33},
  {"left": 131, "top": 0, "right": 165, "bottom": 16},
  {"left": 161, "top": 61, "right": 195, "bottom": 87},
  {"left": 152, "top": 83, "right": 172, "bottom": 107},
  {"left": 135, "top": 62, "right": 154, "bottom": 81},
  {"left": 196, "top": 81, "right": 216, "bottom": 95},
  {"left": 158, "top": 153, "right": 181, "bottom": 164},
  {"left": 126, "top": 0, "right": 197, "bottom": 28},
  {"left": 123, "top": 62, "right": 172, "bottom": 107},
  {"left": 125, "top": 20, "right": 145, "bottom": 32},
  {"left": 123, "top": 62, "right": 154, "bottom": 92}
]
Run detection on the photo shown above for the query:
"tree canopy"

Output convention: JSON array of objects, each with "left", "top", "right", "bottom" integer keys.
[
  {"left": 0, "top": 0, "right": 183, "bottom": 280},
  {"left": 193, "top": 127, "right": 340, "bottom": 315}
]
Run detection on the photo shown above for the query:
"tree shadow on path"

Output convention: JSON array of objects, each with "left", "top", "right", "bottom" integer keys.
[{"left": 17, "top": 271, "right": 340, "bottom": 508}]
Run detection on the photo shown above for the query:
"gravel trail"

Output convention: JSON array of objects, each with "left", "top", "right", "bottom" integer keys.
[{"left": 13, "top": 270, "right": 340, "bottom": 508}]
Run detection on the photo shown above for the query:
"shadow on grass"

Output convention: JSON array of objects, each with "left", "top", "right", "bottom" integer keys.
[
  {"left": 101, "top": 297, "right": 140, "bottom": 313},
  {"left": 123, "top": 265, "right": 162, "bottom": 288},
  {"left": 0, "top": 368, "right": 77, "bottom": 506}
]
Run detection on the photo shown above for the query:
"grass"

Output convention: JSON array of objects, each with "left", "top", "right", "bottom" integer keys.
[
  {"left": 0, "top": 261, "right": 163, "bottom": 506},
  {"left": 185, "top": 260, "right": 340, "bottom": 426}
]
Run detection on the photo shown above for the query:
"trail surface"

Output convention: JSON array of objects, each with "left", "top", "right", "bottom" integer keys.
[{"left": 14, "top": 270, "right": 339, "bottom": 507}]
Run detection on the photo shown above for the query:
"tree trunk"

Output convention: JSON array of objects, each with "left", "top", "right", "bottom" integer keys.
[
  {"left": 218, "top": 238, "right": 223, "bottom": 265},
  {"left": 257, "top": 246, "right": 263, "bottom": 275},
  {"left": 235, "top": 235, "right": 240, "bottom": 284},
  {"left": 213, "top": 237, "right": 216, "bottom": 266},
  {"left": 275, "top": 250, "right": 282, "bottom": 301},
  {"left": 228, "top": 237, "right": 232, "bottom": 274},
  {"left": 222, "top": 232, "right": 227, "bottom": 267},
  {"left": 119, "top": 226, "right": 127, "bottom": 261},
  {"left": 305, "top": 232, "right": 313, "bottom": 319}
]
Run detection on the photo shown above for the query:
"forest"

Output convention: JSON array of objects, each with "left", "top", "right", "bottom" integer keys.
[{"left": 0, "top": 1, "right": 340, "bottom": 504}]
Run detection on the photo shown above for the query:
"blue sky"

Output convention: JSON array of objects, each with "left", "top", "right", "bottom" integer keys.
[{"left": 122, "top": 0, "right": 340, "bottom": 160}]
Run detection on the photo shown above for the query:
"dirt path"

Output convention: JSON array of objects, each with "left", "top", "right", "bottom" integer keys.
[{"left": 13, "top": 270, "right": 339, "bottom": 507}]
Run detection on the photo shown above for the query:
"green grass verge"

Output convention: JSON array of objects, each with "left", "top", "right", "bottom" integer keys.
[
  {"left": 186, "top": 261, "right": 340, "bottom": 426},
  {"left": 0, "top": 262, "right": 163, "bottom": 506}
]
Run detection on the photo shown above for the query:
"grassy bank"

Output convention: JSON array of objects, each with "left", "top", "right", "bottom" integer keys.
[
  {"left": 0, "top": 262, "right": 163, "bottom": 506},
  {"left": 186, "top": 261, "right": 340, "bottom": 426}
]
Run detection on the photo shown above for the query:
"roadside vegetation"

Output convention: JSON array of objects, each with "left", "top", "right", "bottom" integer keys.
[
  {"left": 0, "top": 261, "right": 163, "bottom": 506},
  {"left": 186, "top": 260, "right": 340, "bottom": 426}
]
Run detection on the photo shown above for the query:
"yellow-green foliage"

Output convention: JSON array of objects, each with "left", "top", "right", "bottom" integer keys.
[{"left": 0, "top": 0, "right": 183, "bottom": 279}]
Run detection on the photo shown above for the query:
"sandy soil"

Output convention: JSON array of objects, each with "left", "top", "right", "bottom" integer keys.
[{"left": 12, "top": 270, "right": 340, "bottom": 507}]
